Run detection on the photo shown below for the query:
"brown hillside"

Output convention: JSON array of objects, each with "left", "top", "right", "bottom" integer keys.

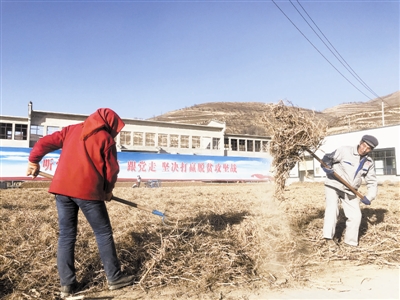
[
  {"left": 323, "top": 90, "right": 400, "bottom": 134},
  {"left": 149, "top": 91, "right": 400, "bottom": 136},
  {"left": 151, "top": 102, "right": 274, "bottom": 135}
]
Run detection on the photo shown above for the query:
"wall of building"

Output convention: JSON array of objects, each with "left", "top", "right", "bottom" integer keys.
[
  {"left": 117, "top": 120, "right": 226, "bottom": 156},
  {"left": 0, "top": 107, "right": 260, "bottom": 158},
  {"left": 0, "top": 116, "right": 30, "bottom": 148},
  {"left": 224, "top": 135, "right": 271, "bottom": 158},
  {"left": 1, "top": 105, "right": 399, "bottom": 183},
  {"left": 1, "top": 105, "right": 272, "bottom": 159},
  {"left": 289, "top": 125, "right": 400, "bottom": 183}
]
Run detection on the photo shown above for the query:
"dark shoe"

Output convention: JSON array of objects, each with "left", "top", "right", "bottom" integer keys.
[
  {"left": 60, "top": 281, "right": 78, "bottom": 299},
  {"left": 108, "top": 275, "right": 134, "bottom": 290}
]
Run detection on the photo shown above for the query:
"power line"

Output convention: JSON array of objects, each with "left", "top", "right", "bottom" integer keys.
[
  {"left": 292, "top": 0, "right": 389, "bottom": 105},
  {"left": 291, "top": 1, "right": 379, "bottom": 99},
  {"left": 271, "top": 0, "right": 388, "bottom": 106},
  {"left": 270, "top": 0, "right": 371, "bottom": 99}
]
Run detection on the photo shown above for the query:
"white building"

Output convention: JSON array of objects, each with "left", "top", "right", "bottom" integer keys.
[
  {"left": 291, "top": 125, "right": 400, "bottom": 183},
  {"left": 1, "top": 102, "right": 398, "bottom": 183},
  {"left": 0, "top": 102, "right": 271, "bottom": 158}
]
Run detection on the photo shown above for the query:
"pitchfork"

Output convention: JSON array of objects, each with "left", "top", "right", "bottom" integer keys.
[
  {"left": 303, "top": 148, "right": 369, "bottom": 201},
  {"left": 37, "top": 171, "right": 171, "bottom": 224}
]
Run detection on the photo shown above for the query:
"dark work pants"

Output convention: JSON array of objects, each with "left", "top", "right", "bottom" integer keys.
[{"left": 55, "top": 195, "right": 122, "bottom": 286}]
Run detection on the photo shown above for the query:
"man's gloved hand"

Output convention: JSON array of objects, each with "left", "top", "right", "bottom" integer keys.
[
  {"left": 26, "top": 161, "right": 40, "bottom": 178},
  {"left": 322, "top": 166, "right": 334, "bottom": 175},
  {"left": 361, "top": 196, "right": 371, "bottom": 205},
  {"left": 105, "top": 192, "right": 113, "bottom": 202}
]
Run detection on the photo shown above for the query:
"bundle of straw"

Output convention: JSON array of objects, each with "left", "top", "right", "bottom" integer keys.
[{"left": 262, "top": 100, "right": 328, "bottom": 200}]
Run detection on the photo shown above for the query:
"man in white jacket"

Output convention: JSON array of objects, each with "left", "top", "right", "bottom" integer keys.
[{"left": 321, "top": 135, "right": 378, "bottom": 248}]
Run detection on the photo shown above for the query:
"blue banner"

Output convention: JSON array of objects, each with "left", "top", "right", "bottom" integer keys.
[{"left": 0, "top": 147, "right": 272, "bottom": 182}]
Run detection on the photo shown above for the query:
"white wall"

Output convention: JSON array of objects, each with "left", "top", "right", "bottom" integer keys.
[
  {"left": 316, "top": 125, "right": 400, "bottom": 177},
  {"left": 288, "top": 125, "right": 400, "bottom": 184},
  {"left": 317, "top": 125, "right": 399, "bottom": 156}
]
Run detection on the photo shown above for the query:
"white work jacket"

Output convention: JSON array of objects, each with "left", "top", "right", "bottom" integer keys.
[{"left": 322, "top": 145, "right": 378, "bottom": 201}]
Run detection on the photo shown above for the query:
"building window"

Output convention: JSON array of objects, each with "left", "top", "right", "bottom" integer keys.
[
  {"left": 239, "top": 139, "right": 245, "bottom": 151},
  {"left": 120, "top": 131, "right": 131, "bottom": 146},
  {"left": 255, "top": 140, "right": 261, "bottom": 152},
  {"left": 262, "top": 141, "right": 269, "bottom": 152},
  {"left": 46, "top": 126, "right": 59, "bottom": 135},
  {"left": 231, "top": 139, "right": 237, "bottom": 151},
  {"left": 299, "top": 156, "right": 315, "bottom": 180},
  {"left": 181, "top": 135, "right": 189, "bottom": 148},
  {"left": 192, "top": 136, "right": 200, "bottom": 149},
  {"left": 0, "top": 123, "right": 13, "bottom": 139},
  {"left": 158, "top": 133, "right": 168, "bottom": 147},
  {"left": 134, "top": 132, "right": 143, "bottom": 146},
  {"left": 145, "top": 133, "right": 155, "bottom": 146},
  {"left": 247, "top": 140, "right": 253, "bottom": 152},
  {"left": 14, "top": 124, "right": 28, "bottom": 140},
  {"left": 224, "top": 138, "right": 229, "bottom": 149},
  {"left": 370, "top": 148, "right": 396, "bottom": 175},
  {"left": 170, "top": 134, "right": 179, "bottom": 148},
  {"left": 30, "top": 125, "right": 44, "bottom": 141},
  {"left": 212, "top": 138, "right": 220, "bottom": 150},
  {"left": 203, "top": 137, "right": 211, "bottom": 149}
]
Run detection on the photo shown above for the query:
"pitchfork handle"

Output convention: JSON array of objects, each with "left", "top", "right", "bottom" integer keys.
[
  {"left": 38, "top": 171, "right": 54, "bottom": 180},
  {"left": 304, "top": 148, "right": 365, "bottom": 199},
  {"left": 111, "top": 196, "right": 166, "bottom": 218},
  {"left": 38, "top": 172, "right": 166, "bottom": 218}
]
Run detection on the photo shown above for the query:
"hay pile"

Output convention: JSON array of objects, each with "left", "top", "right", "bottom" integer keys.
[
  {"left": 1, "top": 184, "right": 294, "bottom": 299},
  {"left": 135, "top": 212, "right": 259, "bottom": 290},
  {"left": 1, "top": 182, "right": 399, "bottom": 300},
  {"left": 262, "top": 101, "right": 328, "bottom": 200},
  {"left": 282, "top": 181, "right": 400, "bottom": 267}
]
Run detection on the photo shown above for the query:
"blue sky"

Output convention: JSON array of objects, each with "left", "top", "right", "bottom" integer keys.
[{"left": 1, "top": 0, "right": 399, "bottom": 119}]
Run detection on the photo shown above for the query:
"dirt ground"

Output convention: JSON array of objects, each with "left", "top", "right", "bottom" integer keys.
[
  {"left": 2, "top": 180, "right": 399, "bottom": 300},
  {"left": 80, "top": 181, "right": 399, "bottom": 300},
  {"left": 77, "top": 264, "right": 399, "bottom": 299},
  {"left": 256, "top": 264, "right": 399, "bottom": 300}
]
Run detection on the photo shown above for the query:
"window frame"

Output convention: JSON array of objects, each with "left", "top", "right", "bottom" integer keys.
[
  {"left": 369, "top": 148, "right": 396, "bottom": 175},
  {"left": 0, "top": 123, "right": 13, "bottom": 139},
  {"left": 14, "top": 124, "right": 28, "bottom": 140}
]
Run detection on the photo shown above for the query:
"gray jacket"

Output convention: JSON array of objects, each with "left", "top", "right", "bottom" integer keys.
[{"left": 322, "top": 145, "right": 378, "bottom": 201}]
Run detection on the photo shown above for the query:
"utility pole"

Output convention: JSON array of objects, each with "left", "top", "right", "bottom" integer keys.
[
  {"left": 382, "top": 101, "right": 385, "bottom": 126},
  {"left": 348, "top": 116, "right": 351, "bottom": 131}
]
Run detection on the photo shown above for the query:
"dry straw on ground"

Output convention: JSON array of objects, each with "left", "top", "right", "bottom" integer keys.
[
  {"left": 262, "top": 101, "right": 328, "bottom": 200},
  {"left": 1, "top": 181, "right": 399, "bottom": 300},
  {"left": 1, "top": 184, "right": 294, "bottom": 299}
]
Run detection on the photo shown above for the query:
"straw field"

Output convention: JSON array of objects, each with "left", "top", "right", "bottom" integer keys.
[{"left": 1, "top": 180, "right": 399, "bottom": 299}]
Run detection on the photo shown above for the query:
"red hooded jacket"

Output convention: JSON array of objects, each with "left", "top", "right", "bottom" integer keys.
[{"left": 29, "top": 108, "right": 125, "bottom": 200}]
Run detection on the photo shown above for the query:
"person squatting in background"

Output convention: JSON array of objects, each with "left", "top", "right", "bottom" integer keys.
[
  {"left": 132, "top": 175, "right": 141, "bottom": 188},
  {"left": 26, "top": 108, "right": 134, "bottom": 298},
  {"left": 321, "top": 134, "right": 378, "bottom": 249}
]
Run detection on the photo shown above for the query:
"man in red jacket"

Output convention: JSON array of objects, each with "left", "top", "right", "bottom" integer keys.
[{"left": 27, "top": 108, "right": 134, "bottom": 298}]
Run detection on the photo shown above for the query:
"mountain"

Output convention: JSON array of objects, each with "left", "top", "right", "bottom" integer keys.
[
  {"left": 322, "top": 91, "right": 400, "bottom": 134},
  {"left": 149, "top": 91, "right": 400, "bottom": 136}
]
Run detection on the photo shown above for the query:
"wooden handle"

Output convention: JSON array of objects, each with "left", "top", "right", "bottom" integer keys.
[
  {"left": 39, "top": 171, "right": 54, "bottom": 180},
  {"left": 111, "top": 196, "right": 166, "bottom": 218},
  {"left": 38, "top": 171, "right": 165, "bottom": 217},
  {"left": 304, "top": 148, "right": 365, "bottom": 199}
]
